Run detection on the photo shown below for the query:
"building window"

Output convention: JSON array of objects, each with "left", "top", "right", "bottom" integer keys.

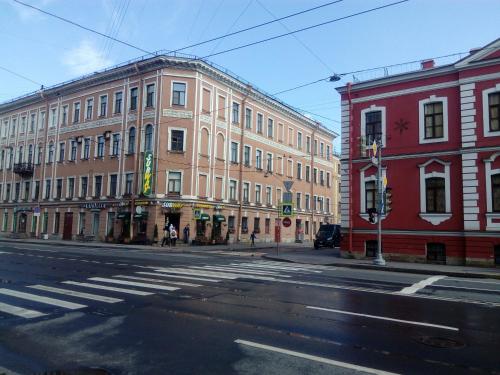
[
  {"left": 53, "top": 212, "right": 60, "bottom": 233},
  {"left": 68, "top": 178, "right": 74, "bottom": 199},
  {"left": 424, "top": 102, "right": 443, "bottom": 139},
  {"left": 59, "top": 142, "right": 65, "bottom": 162},
  {"left": 97, "top": 136, "right": 105, "bottom": 157},
  {"left": 241, "top": 217, "right": 248, "bottom": 233},
  {"left": 305, "top": 166, "right": 310, "bottom": 182},
  {"left": 146, "top": 84, "right": 155, "bottom": 107},
  {"left": 94, "top": 176, "right": 102, "bottom": 197},
  {"left": 266, "top": 153, "right": 273, "bottom": 173},
  {"left": 327, "top": 172, "right": 331, "bottom": 187},
  {"left": 109, "top": 174, "right": 117, "bottom": 197},
  {"left": 255, "top": 184, "right": 261, "bottom": 204},
  {"left": 297, "top": 132, "right": 302, "bottom": 149},
  {"left": 168, "top": 171, "right": 181, "bottom": 194},
  {"left": 365, "top": 111, "right": 382, "bottom": 145},
  {"left": 112, "top": 134, "right": 120, "bottom": 156},
  {"left": 73, "top": 102, "right": 80, "bottom": 123},
  {"left": 320, "top": 170, "right": 324, "bottom": 186},
  {"left": 320, "top": 142, "right": 324, "bottom": 158},
  {"left": 50, "top": 108, "right": 57, "bottom": 127},
  {"left": 83, "top": 138, "right": 90, "bottom": 159},
  {"left": 256, "top": 150, "right": 262, "bottom": 170},
  {"left": 232, "top": 102, "right": 240, "bottom": 124},
  {"left": 5, "top": 184, "right": 11, "bottom": 201},
  {"left": 267, "top": 118, "right": 273, "bottom": 138},
  {"left": 297, "top": 163, "right": 302, "bottom": 179},
  {"left": 313, "top": 168, "right": 318, "bottom": 184},
  {"left": 243, "top": 182, "right": 249, "bottom": 203},
  {"left": 305, "top": 194, "right": 310, "bottom": 210},
  {"left": 492, "top": 174, "right": 500, "bottom": 212},
  {"left": 81, "top": 177, "right": 88, "bottom": 198},
  {"left": 30, "top": 114, "right": 36, "bottom": 132},
  {"left": 128, "top": 127, "right": 136, "bottom": 154},
  {"left": 265, "top": 218, "right": 270, "bottom": 234},
  {"left": 15, "top": 183, "right": 20, "bottom": 201},
  {"left": 327, "top": 145, "right": 331, "bottom": 161},
  {"left": 56, "top": 179, "right": 62, "bottom": 199},
  {"left": 36, "top": 145, "right": 42, "bottom": 164},
  {"left": 314, "top": 140, "right": 318, "bottom": 156},
  {"left": 254, "top": 217, "right": 260, "bottom": 233},
  {"left": 244, "top": 146, "right": 251, "bottom": 166},
  {"left": 170, "top": 129, "right": 184, "bottom": 152},
  {"left": 45, "top": 179, "right": 51, "bottom": 199},
  {"left": 266, "top": 186, "right": 272, "bottom": 205},
  {"left": 61, "top": 106, "right": 68, "bottom": 125},
  {"left": 306, "top": 136, "right": 311, "bottom": 153},
  {"left": 92, "top": 213, "right": 100, "bottom": 236},
  {"left": 39, "top": 111, "right": 45, "bottom": 129},
  {"left": 245, "top": 108, "right": 252, "bottom": 129},
  {"left": 78, "top": 212, "right": 86, "bottom": 235},
  {"left": 48, "top": 143, "right": 54, "bottom": 163},
  {"left": 18, "top": 146, "right": 23, "bottom": 163},
  {"left": 86, "top": 98, "right": 93, "bottom": 120},
  {"left": 326, "top": 198, "right": 330, "bottom": 213},
  {"left": 114, "top": 92, "right": 123, "bottom": 114},
  {"left": 230, "top": 142, "right": 239, "bottom": 163},
  {"left": 99, "top": 95, "right": 107, "bottom": 117},
  {"left": 125, "top": 173, "right": 133, "bottom": 195},
  {"left": 296, "top": 192, "right": 301, "bottom": 209},
  {"left": 130, "top": 87, "right": 138, "bottom": 110},
  {"left": 427, "top": 243, "right": 446, "bottom": 264},
  {"left": 228, "top": 216, "right": 235, "bottom": 232},
  {"left": 172, "top": 82, "right": 186, "bottom": 106},
  {"left": 70, "top": 141, "right": 77, "bottom": 161},
  {"left": 426, "top": 177, "right": 445, "bottom": 213},
  {"left": 488, "top": 92, "right": 500, "bottom": 132},
  {"left": 229, "top": 180, "right": 237, "bottom": 201},
  {"left": 34, "top": 181, "right": 40, "bottom": 200},
  {"left": 365, "top": 181, "right": 376, "bottom": 212},
  {"left": 257, "top": 113, "right": 263, "bottom": 133}
]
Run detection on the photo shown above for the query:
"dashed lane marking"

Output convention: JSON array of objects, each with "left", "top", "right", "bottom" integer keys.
[
  {"left": 0, "top": 288, "right": 86, "bottom": 310},
  {"left": 306, "top": 306, "right": 459, "bottom": 331},
  {"left": 28, "top": 285, "right": 123, "bottom": 303},
  {"left": 235, "top": 339, "right": 400, "bottom": 375}
]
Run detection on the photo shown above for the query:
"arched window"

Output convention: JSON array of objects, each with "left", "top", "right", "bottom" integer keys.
[
  {"left": 216, "top": 133, "right": 225, "bottom": 160},
  {"left": 200, "top": 128, "right": 210, "bottom": 155},
  {"left": 425, "top": 177, "right": 446, "bottom": 213},
  {"left": 144, "top": 124, "right": 153, "bottom": 152},
  {"left": 128, "top": 127, "right": 136, "bottom": 154},
  {"left": 28, "top": 144, "right": 33, "bottom": 163}
]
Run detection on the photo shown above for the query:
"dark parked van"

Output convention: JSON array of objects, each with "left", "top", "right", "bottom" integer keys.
[{"left": 314, "top": 224, "right": 342, "bottom": 249}]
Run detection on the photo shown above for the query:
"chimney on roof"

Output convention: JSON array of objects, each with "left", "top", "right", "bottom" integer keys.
[
  {"left": 469, "top": 47, "right": 481, "bottom": 55},
  {"left": 421, "top": 59, "right": 435, "bottom": 70}
]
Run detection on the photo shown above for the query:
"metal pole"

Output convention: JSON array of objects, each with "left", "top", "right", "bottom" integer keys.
[{"left": 374, "top": 141, "right": 386, "bottom": 266}]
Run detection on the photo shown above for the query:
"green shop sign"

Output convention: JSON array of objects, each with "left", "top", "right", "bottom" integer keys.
[{"left": 142, "top": 151, "right": 153, "bottom": 196}]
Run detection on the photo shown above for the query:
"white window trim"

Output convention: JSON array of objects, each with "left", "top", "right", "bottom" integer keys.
[
  {"left": 113, "top": 91, "right": 123, "bottom": 114},
  {"left": 171, "top": 81, "right": 188, "bottom": 107},
  {"left": 361, "top": 104, "right": 387, "bottom": 147},
  {"left": 168, "top": 127, "right": 187, "bottom": 152},
  {"left": 201, "top": 87, "right": 213, "bottom": 114},
  {"left": 297, "top": 161, "right": 302, "bottom": 179},
  {"left": 73, "top": 101, "right": 81, "bottom": 123},
  {"left": 215, "top": 132, "right": 226, "bottom": 160},
  {"left": 230, "top": 141, "right": 240, "bottom": 163},
  {"left": 66, "top": 176, "right": 76, "bottom": 199},
  {"left": 243, "top": 144, "right": 252, "bottom": 166},
  {"left": 229, "top": 179, "right": 238, "bottom": 201},
  {"left": 359, "top": 163, "right": 387, "bottom": 222},
  {"left": 418, "top": 158, "right": 451, "bottom": 225},
  {"left": 217, "top": 95, "right": 227, "bottom": 120},
  {"left": 255, "top": 183, "right": 262, "bottom": 204},
  {"left": 107, "top": 173, "right": 118, "bottom": 196},
  {"left": 482, "top": 83, "right": 500, "bottom": 138},
  {"left": 267, "top": 117, "right": 274, "bottom": 138},
  {"left": 85, "top": 97, "right": 93, "bottom": 120},
  {"left": 256, "top": 112, "right": 264, "bottom": 133},
  {"left": 166, "top": 170, "right": 183, "bottom": 195},
  {"left": 231, "top": 101, "right": 240, "bottom": 124},
  {"left": 110, "top": 132, "right": 121, "bottom": 156},
  {"left": 39, "top": 111, "right": 45, "bottom": 129},
  {"left": 266, "top": 152, "right": 273, "bottom": 173},
  {"left": 418, "top": 95, "right": 449, "bottom": 144},
  {"left": 266, "top": 185, "right": 273, "bottom": 206},
  {"left": 255, "top": 148, "right": 263, "bottom": 170},
  {"left": 297, "top": 131, "right": 303, "bottom": 150},
  {"left": 197, "top": 172, "right": 209, "bottom": 197},
  {"left": 144, "top": 83, "right": 156, "bottom": 108},
  {"left": 93, "top": 174, "right": 105, "bottom": 198},
  {"left": 242, "top": 180, "right": 251, "bottom": 203},
  {"left": 245, "top": 107, "right": 252, "bottom": 129},
  {"left": 484, "top": 152, "right": 500, "bottom": 230},
  {"left": 98, "top": 94, "right": 108, "bottom": 117},
  {"left": 287, "top": 159, "right": 293, "bottom": 178},
  {"left": 198, "top": 126, "right": 211, "bottom": 156},
  {"left": 80, "top": 175, "right": 89, "bottom": 198}
]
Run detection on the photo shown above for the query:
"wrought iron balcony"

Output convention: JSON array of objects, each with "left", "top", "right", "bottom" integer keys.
[{"left": 13, "top": 162, "right": 34, "bottom": 176}]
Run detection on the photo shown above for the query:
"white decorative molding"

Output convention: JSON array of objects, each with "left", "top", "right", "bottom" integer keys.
[
  {"left": 484, "top": 152, "right": 500, "bottom": 230},
  {"left": 360, "top": 104, "right": 386, "bottom": 147},
  {"left": 162, "top": 109, "right": 193, "bottom": 119},
  {"left": 482, "top": 83, "right": 500, "bottom": 138},
  {"left": 418, "top": 158, "right": 452, "bottom": 225},
  {"left": 143, "top": 110, "right": 155, "bottom": 119},
  {"left": 418, "top": 95, "right": 449, "bottom": 144},
  {"left": 418, "top": 213, "right": 452, "bottom": 225},
  {"left": 200, "top": 114, "right": 212, "bottom": 124}
]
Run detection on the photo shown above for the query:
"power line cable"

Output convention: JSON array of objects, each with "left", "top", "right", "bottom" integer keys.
[{"left": 0, "top": 65, "right": 44, "bottom": 87}]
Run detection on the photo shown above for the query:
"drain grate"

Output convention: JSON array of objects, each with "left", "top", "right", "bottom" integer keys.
[{"left": 414, "top": 336, "right": 465, "bottom": 349}]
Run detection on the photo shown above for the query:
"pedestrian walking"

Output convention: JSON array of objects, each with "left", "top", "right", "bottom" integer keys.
[
  {"left": 250, "top": 231, "right": 256, "bottom": 246},
  {"left": 183, "top": 224, "right": 190, "bottom": 244},
  {"left": 170, "top": 226, "right": 178, "bottom": 247},
  {"left": 161, "top": 226, "right": 170, "bottom": 247}
]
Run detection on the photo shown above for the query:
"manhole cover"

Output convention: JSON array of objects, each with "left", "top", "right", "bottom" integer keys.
[{"left": 414, "top": 336, "right": 465, "bottom": 349}]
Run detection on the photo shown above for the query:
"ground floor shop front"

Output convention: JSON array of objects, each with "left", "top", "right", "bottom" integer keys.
[{"left": 0, "top": 199, "right": 334, "bottom": 245}]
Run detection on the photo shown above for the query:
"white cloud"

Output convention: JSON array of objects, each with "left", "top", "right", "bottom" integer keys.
[
  {"left": 10, "top": 0, "right": 56, "bottom": 22},
  {"left": 62, "top": 40, "right": 113, "bottom": 76}
]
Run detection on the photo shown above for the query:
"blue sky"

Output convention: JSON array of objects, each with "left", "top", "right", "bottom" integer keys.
[{"left": 1, "top": 0, "right": 499, "bottom": 151}]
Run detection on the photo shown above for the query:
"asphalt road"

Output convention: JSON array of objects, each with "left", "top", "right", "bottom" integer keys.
[{"left": 0, "top": 242, "right": 499, "bottom": 375}]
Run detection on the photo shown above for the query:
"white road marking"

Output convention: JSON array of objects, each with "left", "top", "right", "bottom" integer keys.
[
  {"left": 88, "top": 277, "right": 180, "bottom": 291},
  {"left": 153, "top": 268, "right": 238, "bottom": 280},
  {"left": 235, "top": 339, "right": 400, "bottom": 375},
  {"left": 398, "top": 276, "right": 445, "bottom": 295},
  {"left": 194, "top": 265, "right": 289, "bottom": 277},
  {"left": 113, "top": 275, "right": 201, "bottom": 288},
  {"left": 0, "top": 288, "right": 86, "bottom": 310},
  {"left": 256, "top": 260, "right": 330, "bottom": 270},
  {"left": 0, "top": 301, "right": 46, "bottom": 319},
  {"left": 231, "top": 263, "right": 322, "bottom": 273},
  {"left": 136, "top": 271, "right": 220, "bottom": 283},
  {"left": 445, "top": 278, "right": 500, "bottom": 285},
  {"left": 0, "top": 251, "right": 7, "bottom": 254},
  {"left": 157, "top": 267, "right": 277, "bottom": 281},
  {"left": 430, "top": 284, "right": 500, "bottom": 293},
  {"left": 306, "top": 306, "right": 458, "bottom": 331},
  {"left": 28, "top": 285, "right": 123, "bottom": 303},
  {"left": 62, "top": 281, "right": 153, "bottom": 296}
]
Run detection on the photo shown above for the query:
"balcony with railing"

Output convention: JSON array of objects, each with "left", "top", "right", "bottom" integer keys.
[{"left": 13, "top": 162, "right": 34, "bottom": 177}]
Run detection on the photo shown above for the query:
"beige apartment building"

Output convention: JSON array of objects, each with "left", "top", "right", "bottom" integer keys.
[{"left": 0, "top": 55, "right": 339, "bottom": 244}]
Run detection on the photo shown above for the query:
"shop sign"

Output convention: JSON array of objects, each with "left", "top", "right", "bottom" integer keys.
[
  {"left": 213, "top": 214, "right": 226, "bottom": 222},
  {"left": 214, "top": 204, "right": 224, "bottom": 210},
  {"left": 135, "top": 199, "right": 154, "bottom": 206},
  {"left": 194, "top": 203, "right": 212, "bottom": 209},
  {"left": 194, "top": 209, "right": 201, "bottom": 220},
  {"left": 80, "top": 202, "right": 107, "bottom": 209},
  {"left": 34, "top": 207, "right": 41, "bottom": 217},
  {"left": 200, "top": 213, "right": 210, "bottom": 221},
  {"left": 162, "top": 201, "right": 184, "bottom": 209},
  {"left": 142, "top": 151, "right": 153, "bottom": 196},
  {"left": 14, "top": 207, "right": 33, "bottom": 213},
  {"left": 117, "top": 212, "right": 131, "bottom": 219}
]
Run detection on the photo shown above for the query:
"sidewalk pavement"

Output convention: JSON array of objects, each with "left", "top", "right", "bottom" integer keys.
[
  {"left": 263, "top": 248, "right": 500, "bottom": 280},
  {"left": 0, "top": 237, "right": 301, "bottom": 254}
]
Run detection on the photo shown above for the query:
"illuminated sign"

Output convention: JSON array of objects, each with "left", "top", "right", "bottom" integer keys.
[{"left": 142, "top": 151, "right": 153, "bottom": 196}]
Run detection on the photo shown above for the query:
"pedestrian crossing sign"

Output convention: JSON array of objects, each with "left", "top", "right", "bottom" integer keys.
[{"left": 281, "top": 203, "right": 293, "bottom": 217}]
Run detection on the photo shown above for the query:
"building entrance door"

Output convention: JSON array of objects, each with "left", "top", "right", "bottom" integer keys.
[
  {"left": 18, "top": 213, "right": 27, "bottom": 233},
  {"left": 164, "top": 213, "right": 180, "bottom": 232},
  {"left": 63, "top": 212, "right": 73, "bottom": 240}
]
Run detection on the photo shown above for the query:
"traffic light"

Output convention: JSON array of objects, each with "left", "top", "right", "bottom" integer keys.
[
  {"left": 385, "top": 188, "right": 392, "bottom": 213},
  {"left": 367, "top": 208, "right": 377, "bottom": 224}
]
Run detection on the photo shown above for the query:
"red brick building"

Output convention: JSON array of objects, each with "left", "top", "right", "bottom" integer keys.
[{"left": 337, "top": 38, "right": 500, "bottom": 266}]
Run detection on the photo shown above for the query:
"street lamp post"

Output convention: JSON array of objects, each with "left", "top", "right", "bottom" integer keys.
[{"left": 373, "top": 140, "right": 386, "bottom": 266}]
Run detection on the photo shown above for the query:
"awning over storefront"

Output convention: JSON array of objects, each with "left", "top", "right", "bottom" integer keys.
[
  {"left": 199, "top": 213, "right": 210, "bottom": 221},
  {"left": 213, "top": 214, "right": 226, "bottom": 222}
]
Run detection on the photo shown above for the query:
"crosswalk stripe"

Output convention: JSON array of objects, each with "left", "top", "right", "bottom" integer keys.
[
  {"left": 88, "top": 277, "right": 180, "bottom": 291},
  {"left": 0, "top": 301, "right": 46, "bottom": 319},
  {"left": 154, "top": 268, "right": 276, "bottom": 281},
  {"left": 0, "top": 288, "right": 86, "bottom": 310},
  {"left": 230, "top": 263, "right": 321, "bottom": 273},
  {"left": 113, "top": 275, "right": 202, "bottom": 288},
  {"left": 256, "top": 261, "right": 330, "bottom": 270},
  {"left": 136, "top": 272, "right": 221, "bottom": 283},
  {"left": 62, "top": 281, "right": 153, "bottom": 296},
  {"left": 247, "top": 262, "right": 325, "bottom": 271},
  {"left": 196, "top": 266, "right": 288, "bottom": 277},
  {"left": 28, "top": 285, "right": 123, "bottom": 303}
]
